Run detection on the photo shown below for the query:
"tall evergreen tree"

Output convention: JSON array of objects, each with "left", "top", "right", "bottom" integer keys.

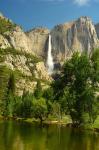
[
  {"left": 3, "top": 72, "right": 15, "bottom": 117},
  {"left": 34, "top": 80, "right": 42, "bottom": 99}
]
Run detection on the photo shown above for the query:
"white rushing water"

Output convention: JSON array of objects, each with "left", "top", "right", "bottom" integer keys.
[{"left": 47, "top": 34, "right": 54, "bottom": 74}]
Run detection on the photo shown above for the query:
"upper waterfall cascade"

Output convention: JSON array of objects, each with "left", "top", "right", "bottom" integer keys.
[{"left": 47, "top": 34, "right": 54, "bottom": 74}]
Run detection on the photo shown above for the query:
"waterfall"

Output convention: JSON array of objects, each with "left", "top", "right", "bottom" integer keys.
[{"left": 47, "top": 34, "right": 54, "bottom": 74}]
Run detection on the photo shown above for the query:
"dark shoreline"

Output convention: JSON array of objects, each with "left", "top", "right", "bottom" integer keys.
[{"left": 0, "top": 116, "right": 99, "bottom": 133}]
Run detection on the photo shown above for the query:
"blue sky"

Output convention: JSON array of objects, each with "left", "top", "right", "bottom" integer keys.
[{"left": 0, "top": 0, "right": 99, "bottom": 31}]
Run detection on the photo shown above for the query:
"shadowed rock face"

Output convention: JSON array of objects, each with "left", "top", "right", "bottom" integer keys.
[{"left": 95, "top": 23, "right": 99, "bottom": 39}]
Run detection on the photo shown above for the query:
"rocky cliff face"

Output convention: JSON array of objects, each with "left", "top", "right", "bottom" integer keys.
[
  {"left": 0, "top": 15, "right": 99, "bottom": 95},
  {"left": 0, "top": 14, "right": 49, "bottom": 56},
  {"left": 0, "top": 48, "right": 52, "bottom": 95},
  {"left": 3, "top": 26, "right": 34, "bottom": 54},
  {"left": 95, "top": 23, "right": 99, "bottom": 39},
  {"left": 0, "top": 34, "right": 10, "bottom": 48},
  {"left": 26, "top": 28, "right": 49, "bottom": 57},
  {"left": 6, "top": 26, "right": 50, "bottom": 57},
  {"left": 51, "top": 17, "right": 99, "bottom": 62},
  {"left": 1, "top": 15, "right": 99, "bottom": 63},
  {"left": 0, "top": 14, "right": 51, "bottom": 95}
]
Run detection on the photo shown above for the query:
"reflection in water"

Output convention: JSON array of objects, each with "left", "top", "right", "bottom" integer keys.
[{"left": 0, "top": 121, "right": 99, "bottom": 150}]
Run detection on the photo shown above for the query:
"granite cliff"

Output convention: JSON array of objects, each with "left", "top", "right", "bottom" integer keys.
[
  {"left": 95, "top": 23, "right": 99, "bottom": 39},
  {"left": 51, "top": 17, "right": 99, "bottom": 63},
  {"left": 0, "top": 14, "right": 99, "bottom": 95},
  {"left": 0, "top": 14, "right": 51, "bottom": 95},
  {"left": 1, "top": 14, "right": 99, "bottom": 63}
]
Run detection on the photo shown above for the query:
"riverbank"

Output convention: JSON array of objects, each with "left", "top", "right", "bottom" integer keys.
[
  {"left": 0, "top": 115, "right": 99, "bottom": 133},
  {"left": 17, "top": 115, "right": 99, "bottom": 133}
]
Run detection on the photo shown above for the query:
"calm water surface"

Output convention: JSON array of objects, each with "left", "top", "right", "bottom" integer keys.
[{"left": 0, "top": 120, "right": 99, "bottom": 150}]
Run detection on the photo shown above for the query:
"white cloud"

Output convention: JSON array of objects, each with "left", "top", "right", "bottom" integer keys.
[{"left": 74, "top": 0, "right": 90, "bottom": 6}]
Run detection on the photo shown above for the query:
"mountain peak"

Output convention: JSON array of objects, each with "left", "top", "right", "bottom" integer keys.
[
  {"left": 76, "top": 16, "right": 93, "bottom": 25},
  {"left": 78, "top": 16, "right": 91, "bottom": 21},
  {"left": 27, "top": 27, "right": 49, "bottom": 35}
]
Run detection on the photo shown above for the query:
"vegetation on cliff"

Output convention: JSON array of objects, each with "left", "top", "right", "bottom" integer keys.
[
  {"left": 0, "top": 49, "right": 98, "bottom": 128},
  {"left": 0, "top": 47, "right": 42, "bottom": 63},
  {"left": 0, "top": 16, "right": 16, "bottom": 35}
]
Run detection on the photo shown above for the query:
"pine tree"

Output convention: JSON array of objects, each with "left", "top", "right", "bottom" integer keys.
[{"left": 34, "top": 80, "right": 42, "bottom": 99}]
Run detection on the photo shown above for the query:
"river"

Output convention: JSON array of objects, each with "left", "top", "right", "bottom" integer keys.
[{"left": 0, "top": 120, "right": 99, "bottom": 150}]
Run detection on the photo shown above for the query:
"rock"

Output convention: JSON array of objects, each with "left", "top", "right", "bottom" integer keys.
[
  {"left": 0, "top": 52, "right": 52, "bottom": 95},
  {"left": 1, "top": 15, "right": 99, "bottom": 64},
  {"left": 0, "top": 34, "right": 10, "bottom": 49},
  {"left": 34, "top": 62, "right": 52, "bottom": 81},
  {"left": 0, "top": 15, "right": 99, "bottom": 95},
  {"left": 95, "top": 23, "right": 99, "bottom": 39},
  {"left": 16, "top": 79, "right": 37, "bottom": 96},
  {"left": 1, "top": 25, "right": 49, "bottom": 57},
  {"left": 5, "top": 26, "right": 34, "bottom": 54},
  {"left": 26, "top": 27, "right": 50, "bottom": 57},
  {"left": 3, "top": 54, "right": 32, "bottom": 76},
  {"left": 3, "top": 53, "right": 52, "bottom": 81},
  {"left": 51, "top": 16, "right": 99, "bottom": 63}
]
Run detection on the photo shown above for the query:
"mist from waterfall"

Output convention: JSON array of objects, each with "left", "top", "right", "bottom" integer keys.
[{"left": 47, "top": 34, "right": 54, "bottom": 74}]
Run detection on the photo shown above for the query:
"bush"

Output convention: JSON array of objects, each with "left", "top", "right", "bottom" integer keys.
[{"left": 32, "top": 98, "right": 48, "bottom": 123}]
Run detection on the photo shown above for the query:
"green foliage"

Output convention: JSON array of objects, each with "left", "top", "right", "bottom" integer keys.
[
  {"left": 0, "top": 66, "right": 10, "bottom": 101},
  {"left": 43, "top": 88, "right": 54, "bottom": 101},
  {"left": 34, "top": 80, "right": 42, "bottom": 99},
  {"left": 0, "top": 47, "right": 48, "bottom": 120},
  {"left": 3, "top": 93, "right": 15, "bottom": 117},
  {"left": 51, "top": 102, "right": 61, "bottom": 120},
  {"left": 12, "top": 96, "right": 22, "bottom": 117},
  {"left": 52, "top": 51, "right": 99, "bottom": 125},
  {"left": 0, "top": 48, "right": 98, "bottom": 127},
  {"left": 13, "top": 92, "right": 48, "bottom": 122},
  {"left": 32, "top": 98, "right": 48, "bottom": 122},
  {"left": 43, "top": 88, "right": 54, "bottom": 115},
  {"left": 2, "top": 72, "right": 15, "bottom": 117},
  {"left": 15, "top": 91, "right": 33, "bottom": 119},
  {"left": 0, "top": 17, "right": 16, "bottom": 35},
  {"left": 91, "top": 49, "right": 99, "bottom": 84},
  {"left": 0, "top": 66, "right": 11, "bottom": 115},
  {"left": 7, "top": 72, "right": 15, "bottom": 95}
]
